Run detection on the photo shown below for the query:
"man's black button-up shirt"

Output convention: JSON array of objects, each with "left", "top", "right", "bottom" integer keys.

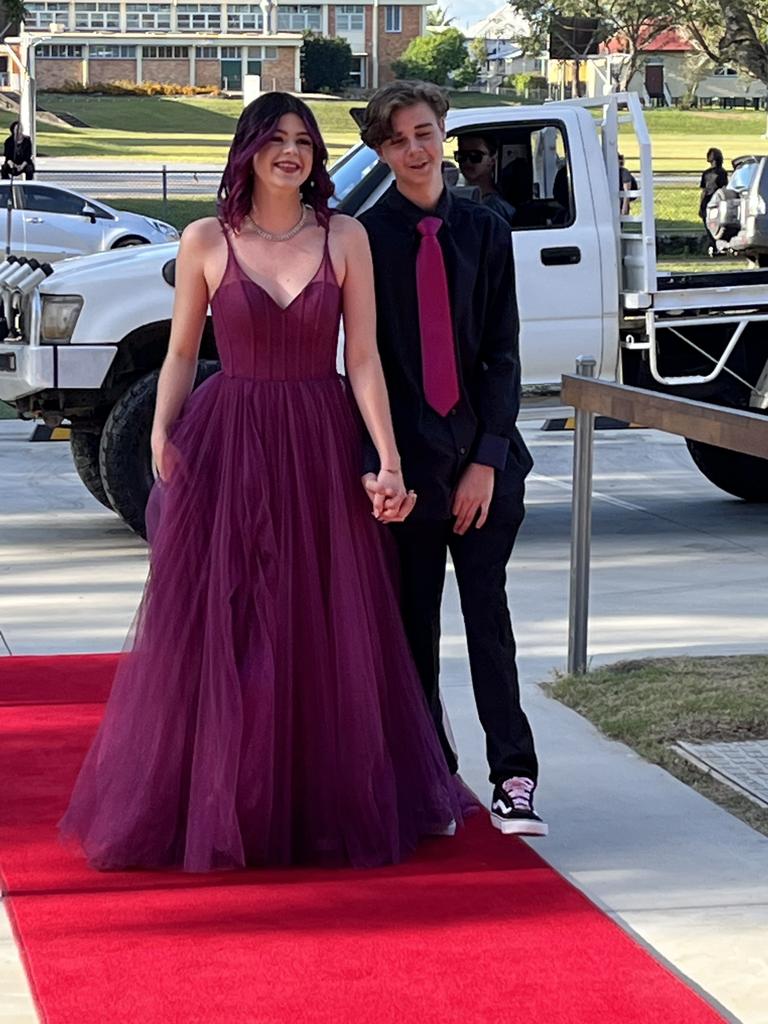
[{"left": 359, "top": 183, "right": 533, "bottom": 520}]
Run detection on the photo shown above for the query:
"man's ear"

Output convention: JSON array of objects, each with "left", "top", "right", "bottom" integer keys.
[{"left": 438, "top": 119, "right": 447, "bottom": 141}]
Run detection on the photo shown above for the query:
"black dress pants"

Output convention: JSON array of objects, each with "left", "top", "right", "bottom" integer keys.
[{"left": 390, "top": 489, "right": 538, "bottom": 784}]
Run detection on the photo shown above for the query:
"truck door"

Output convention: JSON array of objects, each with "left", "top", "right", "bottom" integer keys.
[{"left": 502, "top": 122, "right": 606, "bottom": 384}]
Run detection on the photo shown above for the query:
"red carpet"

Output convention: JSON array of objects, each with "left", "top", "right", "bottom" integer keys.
[{"left": 1, "top": 654, "right": 726, "bottom": 1023}]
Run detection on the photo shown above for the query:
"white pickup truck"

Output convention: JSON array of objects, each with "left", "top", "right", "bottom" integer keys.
[{"left": 1, "top": 93, "right": 766, "bottom": 536}]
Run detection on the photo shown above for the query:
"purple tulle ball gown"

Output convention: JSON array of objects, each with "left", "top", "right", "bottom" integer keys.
[{"left": 59, "top": 224, "right": 463, "bottom": 872}]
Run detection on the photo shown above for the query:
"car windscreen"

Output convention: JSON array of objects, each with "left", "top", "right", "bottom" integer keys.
[
  {"left": 730, "top": 163, "right": 757, "bottom": 192},
  {"left": 329, "top": 144, "right": 382, "bottom": 207}
]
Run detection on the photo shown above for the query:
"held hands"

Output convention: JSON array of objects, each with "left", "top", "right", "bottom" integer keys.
[
  {"left": 362, "top": 469, "right": 418, "bottom": 524},
  {"left": 451, "top": 463, "right": 494, "bottom": 535}
]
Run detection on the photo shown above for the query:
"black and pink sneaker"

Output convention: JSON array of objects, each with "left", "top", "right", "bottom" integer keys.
[{"left": 490, "top": 777, "right": 548, "bottom": 836}]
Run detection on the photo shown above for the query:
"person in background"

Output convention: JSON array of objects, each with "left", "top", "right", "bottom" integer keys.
[
  {"left": 699, "top": 147, "right": 728, "bottom": 257},
  {"left": 455, "top": 134, "right": 516, "bottom": 227},
  {"left": 618, "top": 154, "right": 637, "bottom": 216},
  {"left": 2, "top": 122, "right": 34, "bottom": 180}
]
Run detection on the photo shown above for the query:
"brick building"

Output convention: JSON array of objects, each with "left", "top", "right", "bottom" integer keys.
[{"left": 6, "top": 1, "right": 430, "bottom": 93}]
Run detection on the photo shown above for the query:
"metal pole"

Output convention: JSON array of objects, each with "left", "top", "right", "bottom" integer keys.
[
  {"left": 5, "top": 195, "right": 13, "bottom": 256},
  {"left": 567, "top": 356, "right": 597, "bottom": 675},
  {"left": 161, "top": 164, "right": 168, "bottom": 219}
]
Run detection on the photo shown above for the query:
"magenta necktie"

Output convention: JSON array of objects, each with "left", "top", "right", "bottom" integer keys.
[{"left": 416, "top": 216, "right": 460, "bottom": 417}]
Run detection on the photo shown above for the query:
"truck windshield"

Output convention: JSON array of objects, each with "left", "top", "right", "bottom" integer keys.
[{"left": 329, "top": 144, "right": 382, "bottom": 207}]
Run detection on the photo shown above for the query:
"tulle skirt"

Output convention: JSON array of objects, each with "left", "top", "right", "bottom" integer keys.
[{"left": 60, "top": 372, "right": 463, "bottom": 871}]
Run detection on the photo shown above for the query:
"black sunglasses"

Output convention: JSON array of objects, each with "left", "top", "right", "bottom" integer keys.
[{"left": 454, "top": 149, "right": 489, "bottom": 165}]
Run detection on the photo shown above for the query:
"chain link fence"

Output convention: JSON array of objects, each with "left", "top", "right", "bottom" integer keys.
[{"left": 30, "top": 166, "right": 704, "bottom": 242}]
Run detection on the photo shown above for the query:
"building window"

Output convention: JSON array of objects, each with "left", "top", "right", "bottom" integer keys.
[
  {"left": 90, "top": 44, "right": 137, "bottom": 58},
  {"left": 197, "top": 45, "right": 219, "bottom": 58},
  {"left": 336, "top": 5, "right": 364, "bottom": 32},
  {"left": 384, "top": 6, "right": 401, "bottom": 32},
  {"left": 36, "top": 44, "right": 84, "bottom": 58},
  {"left": 126, "top": 3, "right": 172, "bottom": 31},
  {"left": 176, "top": 4, "right": 222, "bottom": 31},
  {"left": 220, "top": 46, "right": 240, "bottom": 58},
  {"left": 227, "top": 4, "right": 263, "bottom": 31},
  {"left": 264, "top": 46, "right": 278, "bottom": 60},
  {"left": 23, "top": 3, "right": 70, "bottom": 30},
  {"left": 713, "top": 66, "right": 738, "bottom": 77},
  {"left": 74, "top": 3, "right": 120, "bottom": 30},
  {"left": 143, "top": 46, "right": 190, "bottom": 59},
  {"left": 276, "top": 5, "right": 322, "bottom": 31}
]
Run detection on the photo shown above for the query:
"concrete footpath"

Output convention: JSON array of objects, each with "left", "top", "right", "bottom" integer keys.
[{"left": 1, "top": 419, "right": 766, "bottom": 1023}]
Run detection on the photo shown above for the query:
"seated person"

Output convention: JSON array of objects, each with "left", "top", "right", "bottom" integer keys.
[{"left": 455, "top": 134, "right": 516, "bottom": 227}]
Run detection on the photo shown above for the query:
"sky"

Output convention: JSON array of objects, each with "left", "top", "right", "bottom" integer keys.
[{"left": 435, "top": 0, "right": 504, "bottom": 31}]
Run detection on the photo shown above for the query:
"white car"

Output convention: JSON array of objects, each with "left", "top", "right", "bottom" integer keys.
[{"left": 0, "top": 181, "right": 179, "bottom": 262}]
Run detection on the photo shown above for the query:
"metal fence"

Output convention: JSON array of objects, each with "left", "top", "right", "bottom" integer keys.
[{"left": 31, "top": 166, "right": 704, "bottom": 234}]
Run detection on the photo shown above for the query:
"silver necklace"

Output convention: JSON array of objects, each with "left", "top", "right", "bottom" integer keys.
[{"left": 247, "top": 204, "right": 307, "bottom": 242}]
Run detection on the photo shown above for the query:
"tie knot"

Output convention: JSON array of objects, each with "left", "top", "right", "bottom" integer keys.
[{"left": 417, "top": 216, "right": 442, "bottom": 237}]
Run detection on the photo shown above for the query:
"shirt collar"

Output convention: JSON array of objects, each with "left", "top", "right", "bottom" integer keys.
[{"left": 383, "top": 182, "right": 454, "bottom": 228}]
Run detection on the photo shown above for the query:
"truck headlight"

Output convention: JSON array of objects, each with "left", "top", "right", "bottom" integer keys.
[{"left": 41, "top": 295, "right": 83, "bottom": 344}]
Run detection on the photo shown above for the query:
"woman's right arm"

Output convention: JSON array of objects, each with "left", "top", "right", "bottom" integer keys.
[{"left": 150, "top": 220, "right": 214, "bottom": 479}]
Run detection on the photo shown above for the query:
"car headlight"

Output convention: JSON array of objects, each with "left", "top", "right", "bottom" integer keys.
[
  {"left": 40, "top": 295, "right": 83, "bottom": 344},
  {"left": 146, "top": 218, "right": 180, "bottom": 240}
]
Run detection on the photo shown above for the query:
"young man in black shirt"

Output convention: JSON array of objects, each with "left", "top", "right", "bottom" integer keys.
[{"left": 358, "top": 81, "right": 547, "bottom": 836}]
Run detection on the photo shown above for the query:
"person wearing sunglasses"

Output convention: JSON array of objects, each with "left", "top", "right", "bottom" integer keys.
[{"left": 455, "top": 135, "right": 516, "bottom": 227}]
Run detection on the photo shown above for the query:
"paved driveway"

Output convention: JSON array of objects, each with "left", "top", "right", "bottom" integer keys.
[{"left": 1, "top": 419, "right": 767, "bottom": 1023}]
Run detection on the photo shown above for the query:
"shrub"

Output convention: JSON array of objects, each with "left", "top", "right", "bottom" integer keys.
[{"left": 45, "top": 82, "right": 221, "bottom": 97}]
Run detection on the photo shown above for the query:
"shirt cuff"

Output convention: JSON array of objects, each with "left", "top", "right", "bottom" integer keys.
[
  {"left": 362, "top": 442, "right": 379, "bottom": 476},
  {"left": 474, "top": 433, "right": 509, "bottom": 471}
]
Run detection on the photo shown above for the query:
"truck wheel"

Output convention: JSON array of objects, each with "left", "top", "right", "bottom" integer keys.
[
  {"left": 70, "top": 428, "right": 111, "bottom": 508},
  {"left": 685, "top": 439, "right": 768, "bottom": 502},
  {"left": 100, "top": 360, "right": 220, "bottom": 539}
]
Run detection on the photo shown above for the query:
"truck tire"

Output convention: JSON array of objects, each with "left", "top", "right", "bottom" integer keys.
[
  {"left": 70, "top": 428, "right": 111, "bottom": 508},
  {"left": 100, "top": 360, "right": 220, "bottom": 539},
  {"left": 685, "top": 439, "right": 768, "bottom": 502}
]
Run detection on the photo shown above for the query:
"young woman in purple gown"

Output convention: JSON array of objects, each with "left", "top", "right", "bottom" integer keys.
[{"left": 59, "top": 93, "right": 462, "bottom": 872}]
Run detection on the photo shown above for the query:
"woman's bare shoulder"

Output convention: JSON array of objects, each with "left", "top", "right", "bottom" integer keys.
[
  {"left": 181, "top": 216, "right": 225, "bottom": 245},
  {"left": 328, "top": 213, "right": 368, "bottom": 249}
]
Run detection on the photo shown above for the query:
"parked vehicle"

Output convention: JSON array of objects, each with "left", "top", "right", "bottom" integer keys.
[
  {"left": 705, "top": 154, "right": 768, "bottom": 263},
  {"left": 0, "top": 181, "right": 179, "bottom": 262},
  {"left": 1, "top": 93, "right": 767, "bottom": 536}
]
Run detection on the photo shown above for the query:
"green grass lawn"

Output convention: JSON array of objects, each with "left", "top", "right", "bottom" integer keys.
[
  {"left": 4, "top": 95, "right": 764, "bottom": 173},
  {"left": 550, "top": 655, "right": 768, "bottom": 836}
]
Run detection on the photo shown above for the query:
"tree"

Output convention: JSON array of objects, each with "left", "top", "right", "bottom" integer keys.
[
  {"left": 391, "top": 27, "right": 469, "bottom": 85},
  {"left": 301, "top": 33, "right": 352, "bottom": 93},
  {"left": 427, "top": 5, "right": 455, "bottom": 27},
  {"left": 451, "top": 56, "right": 482, "bottom": 88},
  {"left": 510, "top": 0, "right": 675, "bottom": 90},
  {"left": 1, "top": 1, "right": 26, "bottom": 34}
]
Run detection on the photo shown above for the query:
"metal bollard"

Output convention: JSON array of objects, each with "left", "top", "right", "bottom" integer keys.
[{"left": 567, "top": 356, "right": 597, "bottom": 675}]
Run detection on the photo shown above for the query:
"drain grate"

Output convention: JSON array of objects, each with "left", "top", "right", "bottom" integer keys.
[{"left": 675, "top": 740, "right": 768, "bottom": 809}]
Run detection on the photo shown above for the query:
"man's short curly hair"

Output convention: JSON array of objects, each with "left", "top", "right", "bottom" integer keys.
[{"left": 360, "top": 81, "right": 449, "bottom": 150}]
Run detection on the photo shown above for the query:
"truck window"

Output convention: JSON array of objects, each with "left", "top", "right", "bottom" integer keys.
[
  {"left": 453, "top": 122, "right": 574, "bottom": 230},
  {"left": 500, "top": 125, "right": 573, "bottom": 229}
]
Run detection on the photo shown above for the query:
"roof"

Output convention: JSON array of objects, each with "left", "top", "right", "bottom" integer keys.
[{"left": 601, "top": 25, "right": 695, "bottom": 54}]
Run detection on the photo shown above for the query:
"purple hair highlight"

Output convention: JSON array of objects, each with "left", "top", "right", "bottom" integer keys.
[{"left": 217, "top": 92, "right": 334, "bottom": 232}]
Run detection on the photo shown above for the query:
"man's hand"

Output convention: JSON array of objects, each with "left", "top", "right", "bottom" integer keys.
[
  {"left": 362, "top": 471, "right": 417, "bottom": 523},
  {"left": 452, "top": 463, "right": 494, "bottom": 535}
]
